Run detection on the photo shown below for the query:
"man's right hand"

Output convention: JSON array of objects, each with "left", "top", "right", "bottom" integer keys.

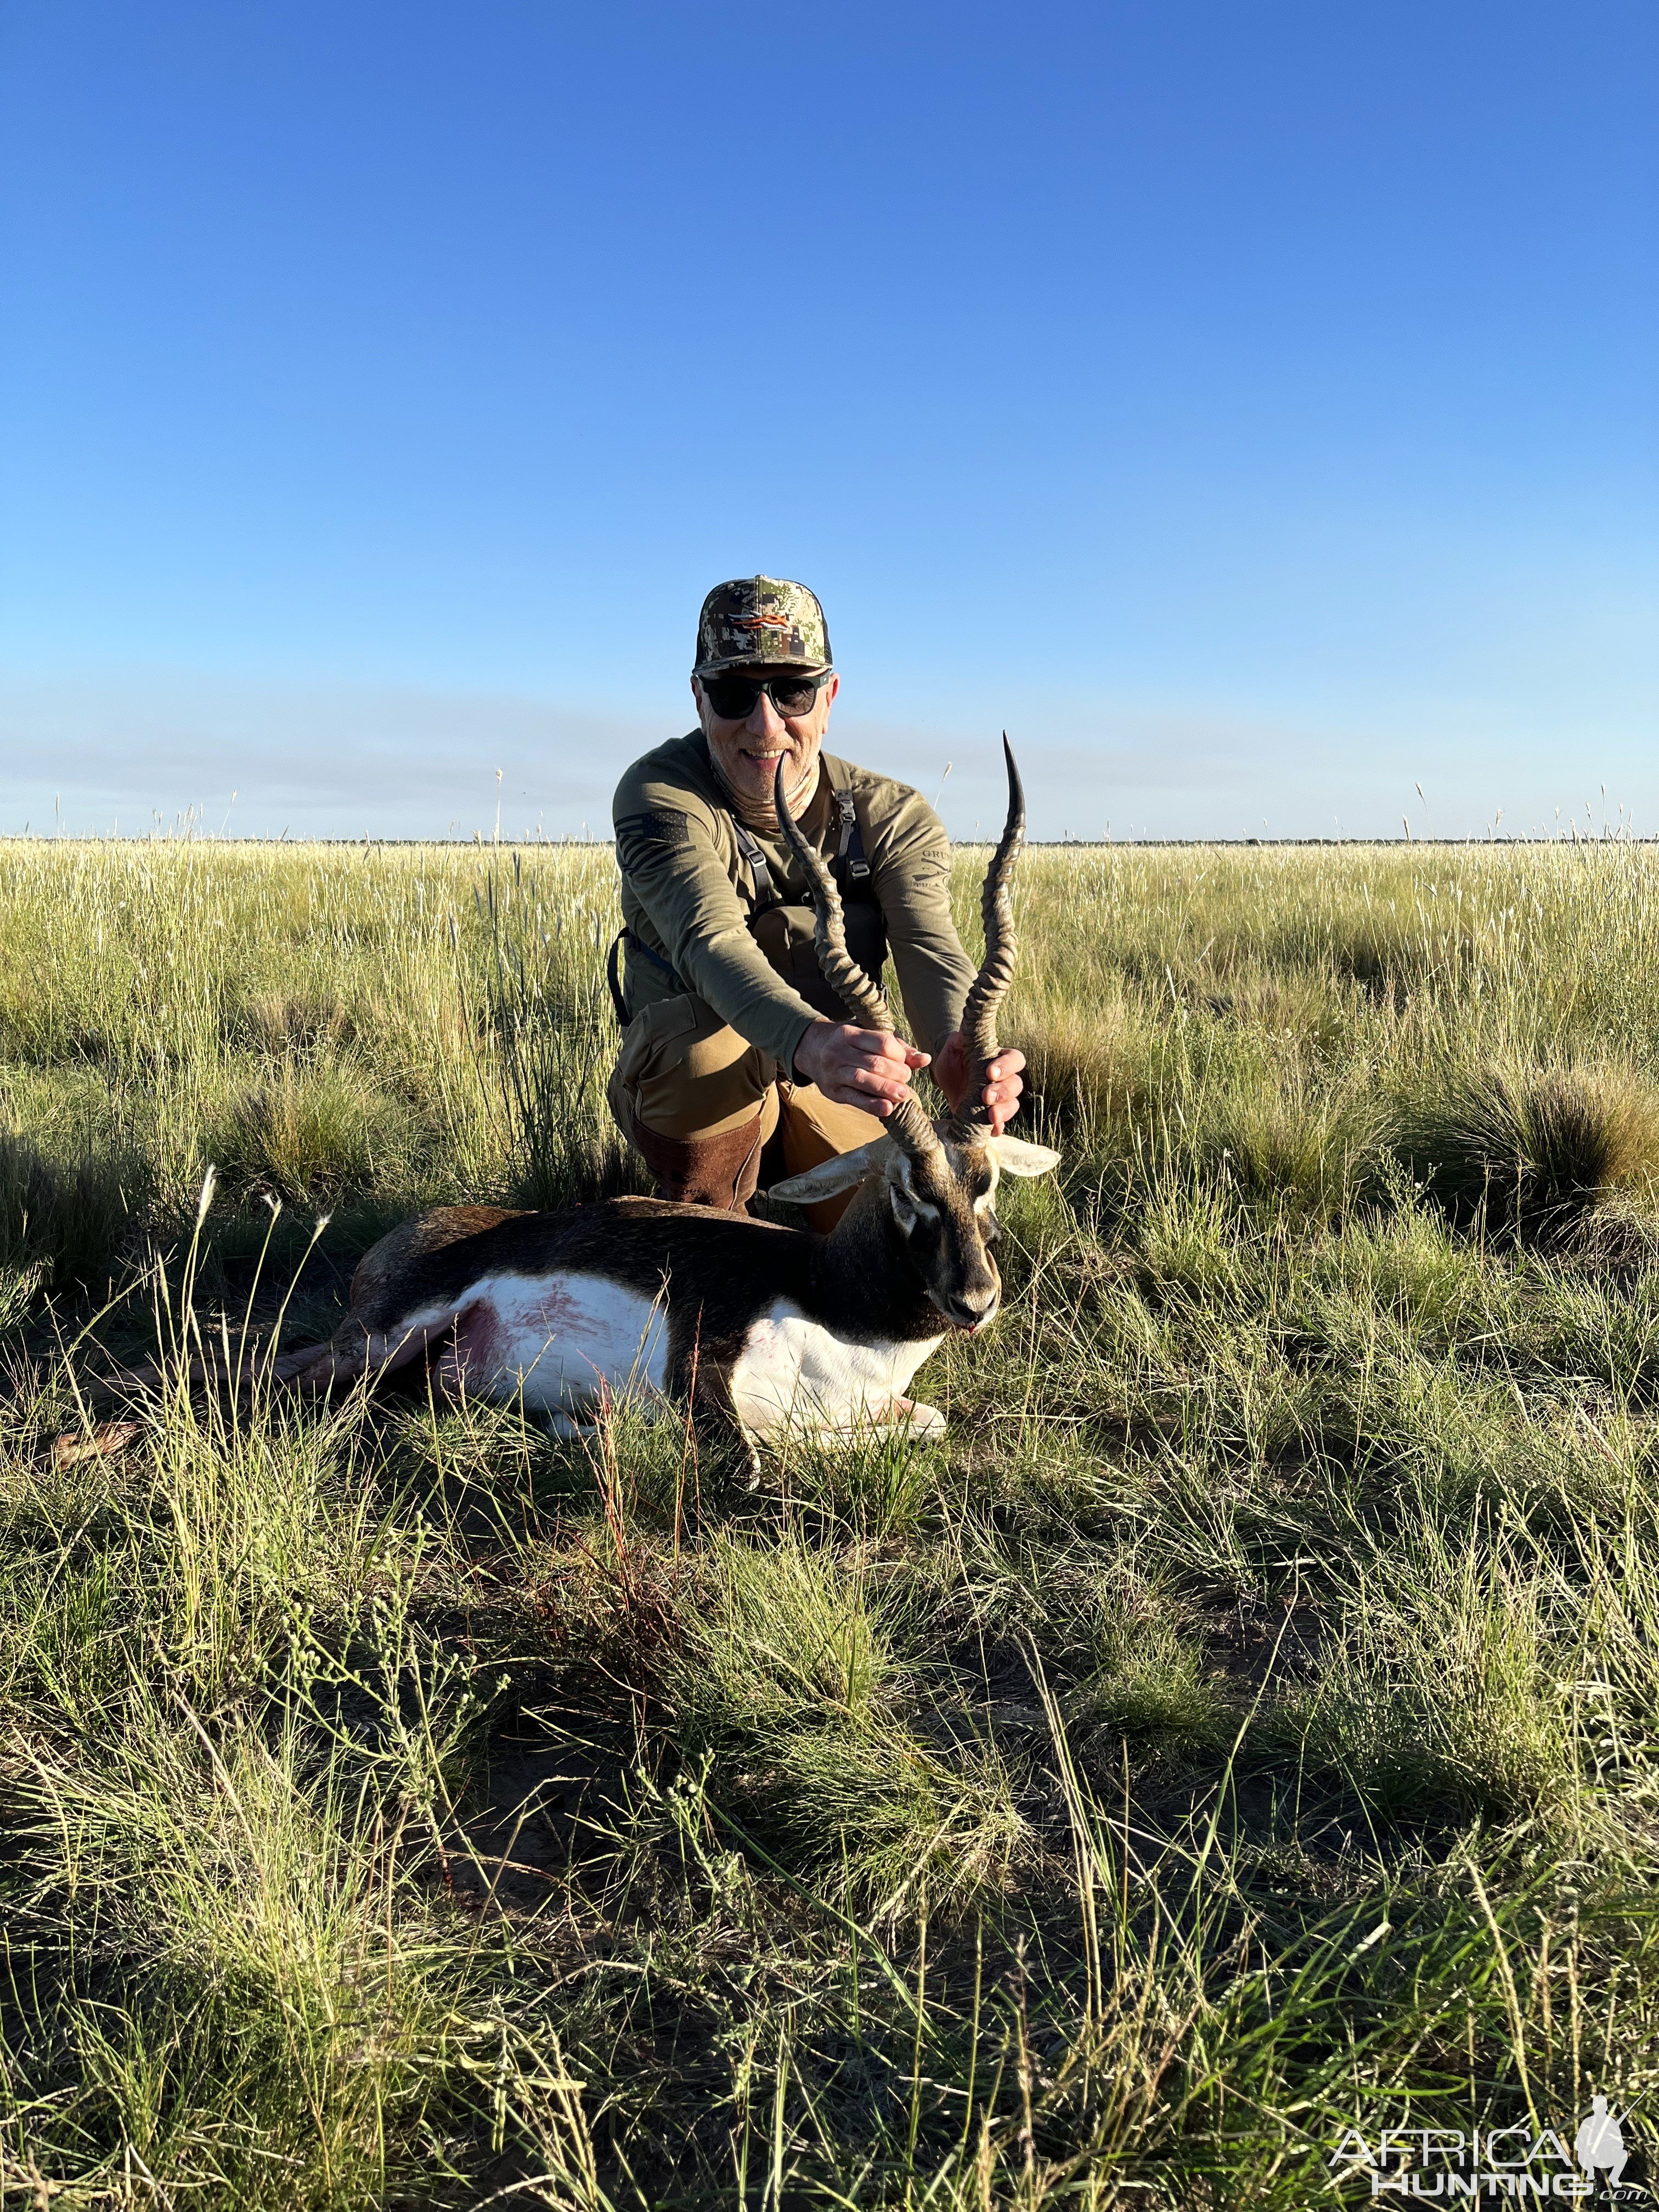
[{"left": 792, "top": 1020, "right": 930, "bottom": 1118}]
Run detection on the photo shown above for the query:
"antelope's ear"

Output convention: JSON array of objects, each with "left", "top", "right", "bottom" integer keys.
[
  {"left": 768, "top": 1138, "right": 889, "bottom": 1204},
  {"left": 988, "top": 1135, "right": 1061, "bottom": 1178}
]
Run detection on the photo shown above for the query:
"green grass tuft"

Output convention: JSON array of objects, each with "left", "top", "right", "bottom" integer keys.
[
  {"left": 1397, "top": 1054, "right": 1659, "bottom": 1237},
  {"left": 216, "top": 1058, "right": 408, "bottom": 1202}
]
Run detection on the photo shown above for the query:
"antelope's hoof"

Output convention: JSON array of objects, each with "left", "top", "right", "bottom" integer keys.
[{"left": 52, "top": 1420, "right": 141, "bottom": 1470}]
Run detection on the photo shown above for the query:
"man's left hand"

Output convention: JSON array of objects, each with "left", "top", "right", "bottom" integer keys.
[{"left": 933, "top": 1032, "right": 1026, "bottom": 1136}]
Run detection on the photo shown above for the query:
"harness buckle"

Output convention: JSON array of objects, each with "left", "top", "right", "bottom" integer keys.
[{"left": 835, "top": 791, "right": 871, "bottom": 879}]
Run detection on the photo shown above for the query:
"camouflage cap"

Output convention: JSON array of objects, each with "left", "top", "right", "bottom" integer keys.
[{"left": 693, "top": 576, "right": 832, "bottom": 676}]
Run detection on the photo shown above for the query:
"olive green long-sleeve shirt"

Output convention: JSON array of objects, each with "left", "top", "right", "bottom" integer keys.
[{"left": 613, "top": 733, "right": 975, "bottom": 1075}]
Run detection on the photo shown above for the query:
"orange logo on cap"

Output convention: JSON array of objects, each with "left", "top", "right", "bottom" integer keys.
[{"left": 730, "top": 612, "right": 791, "bottom": 630}]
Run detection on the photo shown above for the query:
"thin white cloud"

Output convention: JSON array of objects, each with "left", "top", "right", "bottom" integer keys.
[
  {"left": 1, "top": 672, "right": 651, "bottom": 839},
  {"left": 2, "top": 668, "right": 1651, "bottom": 842}
]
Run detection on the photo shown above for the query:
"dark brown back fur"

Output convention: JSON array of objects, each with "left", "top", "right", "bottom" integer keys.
[{"left": 349, "top": 1189, "right": 941, "bottom": 1350}]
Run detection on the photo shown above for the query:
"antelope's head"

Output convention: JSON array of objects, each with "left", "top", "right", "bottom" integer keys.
[{"left": 766, "top": 738, "right": 1060, "bottom": 1334}]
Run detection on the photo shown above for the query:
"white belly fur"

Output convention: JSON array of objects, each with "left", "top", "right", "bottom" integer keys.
[
  {"left": 400, "top": 1272, "right": 669, "bottom": 1415},
  {"left": 729, "top": 1300, "right": 944, "bottom": 1439}
]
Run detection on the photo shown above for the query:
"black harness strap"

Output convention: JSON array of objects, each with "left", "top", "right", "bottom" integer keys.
[
  {"left": 729, "top": 817, "right": 784, "bottom": 911},
  {"left": 833, "top": 787, "right": 870, "bottom": 879},
  {"left": 606, "top": 929, "right": 630, "bottom": 1026},
  {"left": 729, "top": 792, "right": 868, "bottom": 897},
  {"left": 610, "top": 785, "right": 876, "bottom": 1027},
  {"left": 608, "top": 925, "right": 677, "bottom": 1026}
]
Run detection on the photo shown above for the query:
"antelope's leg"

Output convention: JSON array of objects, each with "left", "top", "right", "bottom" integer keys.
[
  {"left": 275, "top": 1314, "right": 462, "bottom": 1395},
  {"left": 57, "top": 1340, "right": 257, "bottom": 1464},
  {"left": 87, "top": 1341, "right": 245, "bottom": 1400},
  {"left": 832, "top": 1396, "right": 947, "bottom": 1442},
  {"left": 659, "top": 1300, "right": 756, "bottom": 1477},
  {"left": 671, "top": 1348, "right": 760, "bottom": 1484},
  {"left": 52, "top": 1420, "right": 142, "bottom": 1469},
  {"left": 76, "top": 1308, "right": 460, "bottom": 1430}
]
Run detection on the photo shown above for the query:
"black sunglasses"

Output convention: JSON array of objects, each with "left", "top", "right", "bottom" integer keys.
[{"left": 701, "top": 668, "right": 832, "bottom": 721}]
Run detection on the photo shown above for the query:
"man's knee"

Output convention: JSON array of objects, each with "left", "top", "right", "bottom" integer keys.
[
  {"left": 775, "top": 1080, "right": 886, "bottom": 1231},
  {"left": 778, "top": 1081, "right": 886, "bottom": 1166},
  {"left": 610, "top": 994, "right": 777, "bottom": 1142}
]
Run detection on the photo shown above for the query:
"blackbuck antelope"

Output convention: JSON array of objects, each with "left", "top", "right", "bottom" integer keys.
[{"left": 216, "top": 743, "right": 1057, "bottom": 1460}]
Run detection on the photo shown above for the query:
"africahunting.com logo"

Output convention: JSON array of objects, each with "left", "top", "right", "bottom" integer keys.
[{"left": 1330, "top": 2098, "right": 1643, "bottom": 2199}]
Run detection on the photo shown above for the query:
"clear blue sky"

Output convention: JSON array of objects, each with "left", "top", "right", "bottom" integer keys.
[{"left": 2, "top": 1, "right": 1654, "bottom": 839}]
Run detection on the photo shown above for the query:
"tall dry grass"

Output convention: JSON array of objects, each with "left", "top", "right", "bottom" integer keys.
[{"left": 1, "top": 831, "right": 1658, "bottom": 2204}]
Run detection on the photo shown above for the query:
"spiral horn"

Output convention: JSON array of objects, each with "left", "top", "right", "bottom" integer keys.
[
  {"left": 773, "top": 761, "right": 941, "bottom": 1162},
  {"left": 957, "top": 735, "right": 1025, "bottom": 1126}
]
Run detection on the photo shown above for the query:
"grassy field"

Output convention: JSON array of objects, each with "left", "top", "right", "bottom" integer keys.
[{"left": 4, "top": 831, "right": 1659, "bottom": 2207}]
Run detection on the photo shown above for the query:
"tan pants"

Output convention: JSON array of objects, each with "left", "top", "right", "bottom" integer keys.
[{"left": 607, "top": 992, "right": 880, "bottom": 1228}]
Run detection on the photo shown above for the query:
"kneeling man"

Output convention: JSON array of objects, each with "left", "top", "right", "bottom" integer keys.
[{"left": 608, "top": 575, "right": 1025, "bottom": 1220}]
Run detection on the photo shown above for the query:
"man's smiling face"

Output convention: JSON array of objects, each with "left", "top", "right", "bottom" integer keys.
[{"left": 693, "top": 665, "right": 840, "bottom": 814}]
